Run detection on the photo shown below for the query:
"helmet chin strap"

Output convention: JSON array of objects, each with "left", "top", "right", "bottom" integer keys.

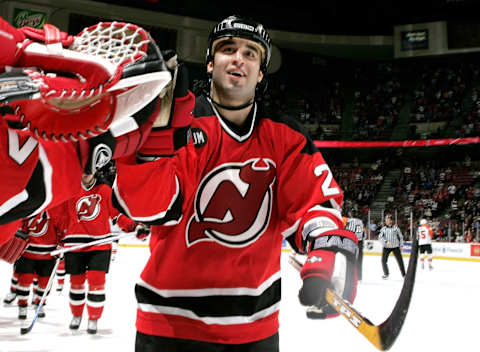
[{"left": 210, "top": 98, "right": 254, "bottom": 111}]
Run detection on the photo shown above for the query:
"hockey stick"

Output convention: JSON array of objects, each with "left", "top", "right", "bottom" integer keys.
[
  {"left": 50, "top": 231, "right": 136, "bottom": 257},
  {"left": 20, "top": 256, "right": 62, "bottom": 335},
  {"left": 288, "top": 234, "right": 418, "bottom": 351}
]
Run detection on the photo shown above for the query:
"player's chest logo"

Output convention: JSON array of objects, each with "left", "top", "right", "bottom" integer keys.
[
  {"left": 27, "top": 212, "right": 49, "bottom": 237},
  {"left": 187, "top": 158, "right": 276, "bottom": 248},
  {"left": 76, "top": 194, "right": 102, "bottom": 222}
]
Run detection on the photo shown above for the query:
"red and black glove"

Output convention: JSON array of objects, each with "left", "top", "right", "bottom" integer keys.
[
  {"left": 78, "top": 51, "right": 194, "bottom": 175},
  {"left": 135, "top": 224, "right": 150, "bottom": 241},
  {"left": 0, "top": 229, "right": 29, "bottom": 264},
  {"left": 136, "top": 50, "right": 194, "bottom": 161},
  {"left": 298, "top": 229, "right": 358, "bottom": 319}
]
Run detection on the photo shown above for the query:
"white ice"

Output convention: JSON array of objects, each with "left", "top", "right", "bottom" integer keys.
[{"left": 1, "top": 244, "right": 479, "bottom": 352}]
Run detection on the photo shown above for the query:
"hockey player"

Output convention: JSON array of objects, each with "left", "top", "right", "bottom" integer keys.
[
  {"left": 417, "top": 219, "right": 434, "bottom": 270},
  {"left": 14, "top": 209, "right": 65, "bottom": 320},
  {"left": 113, "top": 15, "right": 358, "bottom": 351},
  {"left": 58, "top": 174, "right": 148, "bottom": 334},
  {"left": 344, "top": 210, "right": 366, "bottom": 281}
]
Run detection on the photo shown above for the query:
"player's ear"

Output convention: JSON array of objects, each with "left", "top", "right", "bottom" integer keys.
[
  {"left": 257, "top": 69, "right": 264, "bottom": 83},
  {"left": 207, "top": 60, "right": 213, "bottom": 75}
]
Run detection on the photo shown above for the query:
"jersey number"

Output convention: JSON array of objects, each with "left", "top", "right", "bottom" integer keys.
[
  {"left": 314, "top": 164, "right": 340, "bottom": 197},
  {"left": 418, "top": 227, "right": 430, "bottom": 239},
  {"left": 8, "top": 130, "right": 38, "bottom": 165}
]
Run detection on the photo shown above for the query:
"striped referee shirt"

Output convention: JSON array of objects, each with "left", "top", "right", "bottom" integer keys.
[
  {"left": 345, "top": 218, "right": 365, "bottom": 241},
  {"left": 378, "top": 225, "right": 403, "bottom": 248}
]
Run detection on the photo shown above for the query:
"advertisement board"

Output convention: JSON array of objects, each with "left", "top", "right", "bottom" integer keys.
[{"left": 364, "top": 240, "right": 480, "bottom": 262}]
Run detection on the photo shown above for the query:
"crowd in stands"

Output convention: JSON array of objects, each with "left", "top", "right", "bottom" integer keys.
[
  {"left": 380, "top": 156, "right": 480, "bottom": 242},
  {"left": 455, "top": 85, "right": 480, "bottom": 138},
  {"left": 410, "top": 62, "right": 470, "bottom": 124},
  {"left": 333, "top": 158, "right": 385, "bottom": 215},
  {"left": 351, "top": 63, "right": 404, "bottom": 141}
]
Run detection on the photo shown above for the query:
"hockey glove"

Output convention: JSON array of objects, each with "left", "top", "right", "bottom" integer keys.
[
  {"left": 0, "top": 229, "right": 29, "bottom": 264},
  {"left": 136, "top": 50, "right": 195, "bottom": 160},
  {"left": 298, "top": 229, "right": 358, "bottom": 319},
  {"left": 0, "top": 19, "right": 171, "bottom": 142},
  {"left": 135, "top": 224, "right": 150, "bottom": 241}
]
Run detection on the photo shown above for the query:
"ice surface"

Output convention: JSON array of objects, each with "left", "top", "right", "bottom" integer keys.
[{"left": 1, "top": 244, "right": 478, "bottom": 352}]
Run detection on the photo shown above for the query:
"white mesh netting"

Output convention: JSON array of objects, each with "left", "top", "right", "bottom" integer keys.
[{"left": 69, "top": 22, "right": 150, "bottom": 65}]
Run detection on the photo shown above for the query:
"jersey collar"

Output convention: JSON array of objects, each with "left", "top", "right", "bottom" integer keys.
[{"left": 208, "top": 98, "right": 257, "bottom": 142}]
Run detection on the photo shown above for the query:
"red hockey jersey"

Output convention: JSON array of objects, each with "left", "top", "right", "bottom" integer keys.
[
  {"left": 59, "top": 180, "right": 136, "bottom": 252},
  {"left": 114, "top": 95, "right": 344, "bottom": 344},
  {"left": 21, "top": 208, "right": 64, "bottom": 260},
  {"left": 0, "top": 119, "right": 83, "bottom": 245}
]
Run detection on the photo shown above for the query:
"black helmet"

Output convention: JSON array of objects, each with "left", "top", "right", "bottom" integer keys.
[{"left": 206, "top": 15, "right": 272, "bottom": 73}]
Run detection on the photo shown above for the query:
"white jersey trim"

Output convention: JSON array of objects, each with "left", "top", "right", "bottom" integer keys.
[{"left": 138, "top": 301, "right": 280, "bottom": 326}]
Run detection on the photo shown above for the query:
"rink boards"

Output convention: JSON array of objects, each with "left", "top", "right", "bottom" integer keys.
[{"left": 119, "top": 236, "right": 480, "bottom": 262}]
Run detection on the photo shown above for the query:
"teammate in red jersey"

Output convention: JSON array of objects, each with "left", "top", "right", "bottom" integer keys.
[
  {"left": 113, "top": 16, "right": 358, "bottom": 351},
  {"left": 13, "top": 208, "right": 65, "bottom": 320},
  {"left": 56, "top": 174, "right": 146, "bottom": 334}
]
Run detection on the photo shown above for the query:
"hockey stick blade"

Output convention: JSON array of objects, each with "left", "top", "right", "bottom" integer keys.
[
  {"left": 288, "top": 236, "right": 418, "bottom": 351},
  {"left": 20, "top": 257, "right": 62, "bottom": 335}
]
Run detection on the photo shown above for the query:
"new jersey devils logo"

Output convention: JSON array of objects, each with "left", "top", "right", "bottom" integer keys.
[
  {"left": 27, "top": 212, "right": 49, "bottom": 237},
  {"left": 76, "top": 194, "right": 102, "bottom": 221},
  {"left": 187, "top": 158, "right": 276, "bottom": 248}
]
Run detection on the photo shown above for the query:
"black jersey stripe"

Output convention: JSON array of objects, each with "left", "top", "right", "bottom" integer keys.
[
  {"left": 0, "top": 162, "right": 46, "bottom": 225},
  {"left": 135, "top": 278, "right": 281, "bottom": 318}
]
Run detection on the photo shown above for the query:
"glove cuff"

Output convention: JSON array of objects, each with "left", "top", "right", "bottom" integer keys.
[
  {"left": 307, "top": 229, "right": 358, "bottom": 258},
  {"left": 300, "top": 249, "right": 335, "bottom": 281},
  {"left": 0, "top": 233, "right": 28, "bottom": 263}
]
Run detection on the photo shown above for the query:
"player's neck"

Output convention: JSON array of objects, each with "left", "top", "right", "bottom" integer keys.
[
  {"left": 216, "top": 104, "right": 252, "bottom": 126},
  {"left": 210, "top": 89, "right": 254, "bottom": 126}
]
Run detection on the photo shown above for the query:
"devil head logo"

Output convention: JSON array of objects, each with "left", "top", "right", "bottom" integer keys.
[
  {"left": 76, "top": 194, "right": 102, "bottom": 221},
  {"left": 186, "top": 158, "right": 276, "bottom": 248},
  {"left": 27, "top": 212, "right": 49, "bottom": 237}
]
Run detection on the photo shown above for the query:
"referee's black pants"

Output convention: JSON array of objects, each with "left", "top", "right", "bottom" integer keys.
[{"left": 381, "top": 247, "right": 406, "bottom": 277}]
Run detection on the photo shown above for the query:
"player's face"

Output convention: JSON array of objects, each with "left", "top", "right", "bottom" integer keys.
[
  {"left": 386, "top": 217, "right": 392, "bottom": 226},
  {"left": 207, "top": 37, "right": 264, "bottom": 103}
]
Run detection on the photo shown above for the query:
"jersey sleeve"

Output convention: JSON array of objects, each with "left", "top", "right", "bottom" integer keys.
[
  {"left": 274, "top": 123, "right": 344, "bottom": 253},
  {"left": 113, "top": 142, "right": 198, "bottom": 226},
  {"left": 0, "top": 120, "right": 83, "bottom": 244}
]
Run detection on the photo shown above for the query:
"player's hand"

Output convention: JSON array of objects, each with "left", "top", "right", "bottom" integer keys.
[
  {"left": 136, "top": 50, "right": 194, "bottom": 160},
  {"left": 298, "top": 229, "right": 358, "bottom": 319},
  {"left": 135, "top": 224, "right": 150, "bottom": 241}
]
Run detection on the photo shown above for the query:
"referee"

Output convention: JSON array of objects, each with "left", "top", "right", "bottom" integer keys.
[
  {"left": 378, "top": 214, "right": 406, "bottom": 279},
  {"left": 344, "top": 211, "right": 365, "bottom": 281}
]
